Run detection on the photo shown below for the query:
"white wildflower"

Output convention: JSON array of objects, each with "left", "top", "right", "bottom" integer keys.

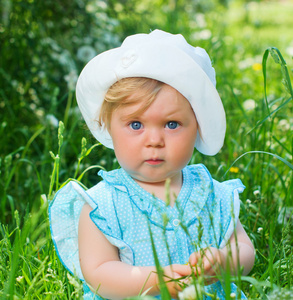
[
  {"left": 17, "top": 83, "right": 25, "bottom": 95},
  {"left": 230, "top": 292, "right": 236, "bottom": 298},
  {"left": 257, "top": 227, "right": 263, "bottom": 233},
  {"left": 100, "top": 159, "right": 107, "bottom": 166},
  {"left": 238, "top": 57, "right": 255, "bottom": 70},
  {"left": 243, "top": 99, "right": 257, "bottom": 111},
  {"left": 29, "top": 103, "right": 37, "bottom": 110},
  {"left": 35, "top": 109, "right": 45, "bottom": 118},
  {"left": 64, "top": 70, "right": 78, "bottom": 92},
  {"left": 179, "top": 283, "right": 205, "bottom": 300},
  {"left": 253, "top": 190, "right": 260, "bottom": 196},
  {"left": 46, "top": 114, "right": 59, "bottom": 128},
  {"left": 58, "top": 50, "right": 76, "bottom": 71},
  {"left": 38, "top": 71, "right": 46, "bottom": 79},
  {"left": 246, "top": 199, "right": 252, "bottom": 204},
  {"left": 77, "top": 45, "right": 96, "bottom": 63},
  {"left": 193, "top": 29, "right": 212, "bottom": 40},
  {"left": 97, "top": 1, "right": 107, "bottom": 9},
  {"left": 85, "top": 3, "right": 96, "bottom": 13},
  {"left": 233, "top": 88, "right": 241, "bottom": 95},
  {"left": 179, "top": 285, "right": 196, "bottom": 300},
  {"left": 11, "top": 80, "right": 18, "bottom": 88},
  {"left": 195, "top": 13, "right": 206, "bottom": 28},
  {"left": 278, "top": 119, "right": 290, "bottom": 131},
  {"left": 16, "top": 276, "right": 24, "bottom": 283}
]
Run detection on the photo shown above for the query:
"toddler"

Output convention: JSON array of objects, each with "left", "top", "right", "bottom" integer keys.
[{"left": 49, "top": 30, "right": 255, "bottom": 299}]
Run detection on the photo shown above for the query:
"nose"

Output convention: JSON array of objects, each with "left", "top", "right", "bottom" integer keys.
[{"left": 145, "top": 128, "right": 165, "bottom": 147}]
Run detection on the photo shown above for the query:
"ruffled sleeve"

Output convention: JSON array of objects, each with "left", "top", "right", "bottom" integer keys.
[
  {"left": 49, "top": 172, "right": 134, "bottom": 280},
  {"left": 49, "top": 181, "right": 96, "bottom": 279}
]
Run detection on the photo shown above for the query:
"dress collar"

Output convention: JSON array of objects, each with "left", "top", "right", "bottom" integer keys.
[{"left": 99, "top": 165, "right": 212, "bottom": 229}]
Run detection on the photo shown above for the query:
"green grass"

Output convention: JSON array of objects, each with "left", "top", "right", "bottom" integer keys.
[{"left": 1, "top": 0, "right": 293, "bottom": 299}]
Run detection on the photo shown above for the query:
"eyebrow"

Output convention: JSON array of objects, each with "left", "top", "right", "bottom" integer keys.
[{"left": 120, "top": 111, "right": 142, "bottom": 122}]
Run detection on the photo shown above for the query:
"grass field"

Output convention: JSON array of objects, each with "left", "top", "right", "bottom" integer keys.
[{"left": 1, "top": 0, "right": 293, "bottom": 299}]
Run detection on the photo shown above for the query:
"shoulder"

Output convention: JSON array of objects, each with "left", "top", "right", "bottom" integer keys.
[
  {"left": 186, "top": 163, "right": 212, "bottom": 179},
  {"left": 186, "top": 163, "right": 245, "bottom": 194},
  {"left": 86, "top": 168, "right": 128, "bottom": 203}
]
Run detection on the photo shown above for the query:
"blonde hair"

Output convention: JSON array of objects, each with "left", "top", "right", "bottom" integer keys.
[{"left": 98, "top": 77, "right": 164, "bottom": 129}]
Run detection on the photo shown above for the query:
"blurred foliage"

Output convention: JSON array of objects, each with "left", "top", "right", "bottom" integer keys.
[{"left": 0, "top": 0, "right": 121, "bottom": 222}]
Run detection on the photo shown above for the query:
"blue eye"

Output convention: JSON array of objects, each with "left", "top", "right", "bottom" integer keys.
[
  {"left": 166, "top": 121, "right": 179, "bottom": 129},
  {"left": 130, "top": 121, "right": 142, "bottom": 130}
]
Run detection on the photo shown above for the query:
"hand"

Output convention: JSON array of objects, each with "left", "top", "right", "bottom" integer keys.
[
  {"left": 188, "top": 221, "right": 255, "bottom": 287},
  {"left": 189, "top": 247, "right": 224, "bottom": 285},
  {"left": 160, "top": 264, "right": 192, "bottom": 299}
]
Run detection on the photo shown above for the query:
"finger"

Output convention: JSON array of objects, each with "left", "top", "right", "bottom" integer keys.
[
  {"left": 202, "top": 252, "right": 218, "bottom": 268},
  {"left": 189, "top": 251, "right": 200, "bottom": 266},
  {"left": 172, "top": 264, "right": 193, "bottom": 277}
]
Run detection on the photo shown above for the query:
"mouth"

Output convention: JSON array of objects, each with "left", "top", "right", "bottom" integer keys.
[{"left": 145, "top": 159, "right": 164, "bottom": 165}]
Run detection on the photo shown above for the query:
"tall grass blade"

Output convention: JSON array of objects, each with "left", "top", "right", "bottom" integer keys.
[
  {"left": 225, "top": 150, "right": 293, "bottom": 178},
  {"left": 147, "top": 223, "right": 171, "bottom": 300},
  {"left": 249, "top": 47, "right": 293, "bottom": 134}
]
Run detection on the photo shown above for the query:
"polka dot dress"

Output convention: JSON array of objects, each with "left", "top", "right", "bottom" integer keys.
[{"left": 49, "top": 164, "right": 247, "bottom": 299}]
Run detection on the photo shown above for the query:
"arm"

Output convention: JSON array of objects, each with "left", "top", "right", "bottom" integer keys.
[
  {"left": 220, "top": 220, "right": 255, "bottom": 275},
  {"left": 78, "top": 204, "right": 191, "bottom": 299},
  {"left": 189, "top": 220, "right": 255, "bottom": 284}
]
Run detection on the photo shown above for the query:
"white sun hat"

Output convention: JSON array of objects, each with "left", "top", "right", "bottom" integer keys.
[{"left": 76, "top": 29, "right": 226, "bottom": 155}]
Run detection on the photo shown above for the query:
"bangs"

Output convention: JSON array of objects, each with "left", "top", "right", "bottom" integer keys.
[{"left": 98, "top": 77, "right": 164, "bottom": 128}]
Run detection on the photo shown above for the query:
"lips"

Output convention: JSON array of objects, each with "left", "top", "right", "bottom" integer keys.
[{"left": 145, "top": 159, "right": 164, "bottom": 165}]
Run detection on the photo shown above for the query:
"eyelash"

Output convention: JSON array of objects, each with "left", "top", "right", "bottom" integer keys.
[{"left": 129, "top": 121, "right": 180, "bottom": 130}]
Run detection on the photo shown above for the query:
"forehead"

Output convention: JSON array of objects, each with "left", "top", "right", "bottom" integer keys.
[{"left": 116, "top": 84, "right": 195, "bottom": 119}]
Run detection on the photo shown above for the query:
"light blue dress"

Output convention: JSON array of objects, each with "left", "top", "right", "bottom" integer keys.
[{"left": 49, "top": 164, "right": 247, "bottom": 299}]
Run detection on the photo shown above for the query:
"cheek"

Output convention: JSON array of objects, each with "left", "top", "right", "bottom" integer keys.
[
  {"left": 113, "top": 146, "right": 128, "bottom": 168},
  {"left": 169, "top": 141, "right": 192, "bottom": 163},
  {"left": 173, "top": 131, "right": 196, "bottom": 162},
  {"left": 112, "top": 136, "right": 137, "bottom": 166}
]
